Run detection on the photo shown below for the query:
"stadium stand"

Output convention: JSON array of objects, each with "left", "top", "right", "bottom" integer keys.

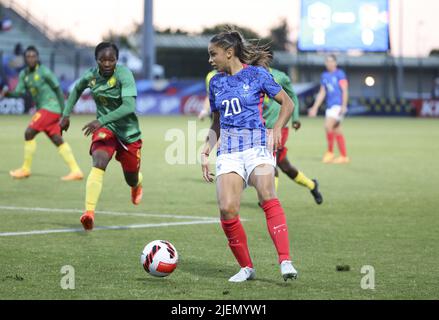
[{"left": 0, "top": 1, "right": 93, "bottom": 81}]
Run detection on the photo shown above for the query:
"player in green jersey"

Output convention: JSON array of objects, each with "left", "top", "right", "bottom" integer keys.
[
  {"left": 60, "top": 42, "right": 143, "bottom": 231},
  {"left": 0, "top": 46, "right": 83, "bottom": 181},
  {"left": 262, "top": 62, "right": 322, "bottom": 205}
]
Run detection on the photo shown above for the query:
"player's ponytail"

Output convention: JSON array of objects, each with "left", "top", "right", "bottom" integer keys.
[{"left": 210, "top": 28, "right": 272, "bottom": 68}]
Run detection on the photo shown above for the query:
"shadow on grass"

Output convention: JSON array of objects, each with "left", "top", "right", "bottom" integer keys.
[
  {"left": 134, "top": 256, "right": 293, "bottom": 289},
  {"left": 135, "top": 257, "right": 237, "bottom": 282}
]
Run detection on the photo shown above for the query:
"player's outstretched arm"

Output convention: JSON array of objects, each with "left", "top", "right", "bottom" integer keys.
[
  {"left": 4, "top": 72, "right": 26, "bottom": 98},
  {"left": 308, "top": 85, "right": 326, "bottom": 117},
  {"left": 0, "top": 85, "right": 8, "bottom": 99},
  {"left": 60, "top": 78, "right": 87, "bottom": 132}
]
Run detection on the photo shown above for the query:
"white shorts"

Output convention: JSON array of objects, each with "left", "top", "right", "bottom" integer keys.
[
  {"left": 216, "top": 146, "right": 276, "bottom": 187},
  {"left": 326, "top": 105, "right": 344, "bottom": 122}
]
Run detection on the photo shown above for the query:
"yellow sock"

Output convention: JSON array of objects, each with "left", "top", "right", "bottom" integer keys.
[
  {"left": 294, "top": 171, "right": 315, "bottom": 190},
  {"left": 85, "top": 167, "right": 105, "bottom": 212},
  {"left": 22, "top": 140, "right": 37, "bottom": 171},
  {"left": 137, "top": 172, "right": 143, "bottom": 186},
  {"left": 58, "top": 143, "right": 81, "bottom": 173},
  {"left": 274, "top": 176, "right": 279, "bottom": 193}
]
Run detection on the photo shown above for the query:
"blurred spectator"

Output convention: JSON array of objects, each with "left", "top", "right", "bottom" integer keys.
[
  {"left": 0, "top": 5, "right": 12, "bottom": 32},
  {"left": 432, "top": 76, "right": 439, "bottom": 99},
  {"left": 2, "top": 43, "right": 25, "bottom": 78},
  {"left": 0, "top": 17, "right": 12, "bottom": 32},
  {"left": 9, "top": 43, "right": 25, "bottom": 71}
]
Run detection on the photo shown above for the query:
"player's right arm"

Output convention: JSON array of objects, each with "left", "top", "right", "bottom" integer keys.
[
  {"left": 308, "top": 85, "right": 326, "bottom": 117},
  {"left": 59, "top": 76, "right": 88, "bottom": 132},
  {"left": 201, "top": 76, "right": 220, "bottom": 183},
  {"left": 281, "top": 73, "right": 301, "bottom": 130},
  {"left": 3, "top": 72, "right": 26, "bottom": 98},
  {"left": 201, "top": 111, "right": 220, "bottom": 183}
]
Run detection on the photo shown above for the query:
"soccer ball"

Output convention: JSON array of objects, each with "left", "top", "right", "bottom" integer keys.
[{"left": 140, "top": 240, "right": 178, "bottom": 277}]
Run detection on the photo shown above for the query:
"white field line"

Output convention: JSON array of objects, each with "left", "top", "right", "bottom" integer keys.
[
  {"left": 0, "top": 205, "right": 216, "bottom": 220},
  {"left": 0, "top": 220, "right": 220, "bottom": 237}
]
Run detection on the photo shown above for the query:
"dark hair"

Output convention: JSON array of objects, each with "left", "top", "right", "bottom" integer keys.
[
  {"left": 210, "top": 28, "right": 272, "bottom": 67},
  {"left": 24, "top": 45, "right": 39, "bottom": 56},
  {"left": 95, "top": 42, "right": 119, "bottom": 60},
  {"left": 326, "top": 54, "right": 337, "bottom": 62}
]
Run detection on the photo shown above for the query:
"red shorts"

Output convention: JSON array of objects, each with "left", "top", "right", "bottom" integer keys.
[
  {"left": 277, "top": 127, "right": 290, "bottom": 164},
  {"left": 28, "top": 109, "right": 61, "bottom": 137},
  {"left": 90, "top": 128, "right": 142, "bottom": 173}
]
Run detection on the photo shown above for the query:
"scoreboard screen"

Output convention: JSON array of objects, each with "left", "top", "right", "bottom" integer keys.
[{"left": 298, "top": 0, "right": 390, "bottom": 52}]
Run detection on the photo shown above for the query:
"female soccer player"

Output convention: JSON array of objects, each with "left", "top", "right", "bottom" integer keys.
[
  {"left": 262, "top": 62, "right": 322, "bottom": 204},
  {"left": 60, "top": 42, "right": 143, "bottom": 231},
  {"left": 1, "top": 46, "right": 83, "bottom": 181},
  {"left": 308, "top": 54, "right": 350, "bottom": 164},
  {"left": 201, "top": 29, "right": 298, "bottom": 282}
]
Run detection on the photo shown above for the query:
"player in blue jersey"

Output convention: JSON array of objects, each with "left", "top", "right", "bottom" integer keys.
[
  {"left": 308, "top": 54, "right": 350, "bottom": 164},
  {"left": 201, "top": 29, "right": 298, "bottom": 282}
]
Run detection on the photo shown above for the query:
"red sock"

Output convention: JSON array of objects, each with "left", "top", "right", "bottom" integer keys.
[
  {"left": 261, "top": 199, "right": 291, "bottom": 263},
  {"left": 221, "top": 216, "right": 253, "bottom": 268},
  {"left": 335, "top": 134, "right": 347, "bottom": 157},
  {"left": 326, "top": 131, "right": 335, "bottom": 153}
]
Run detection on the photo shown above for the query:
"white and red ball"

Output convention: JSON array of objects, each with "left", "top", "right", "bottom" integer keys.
[{"left": 140, "top": 240, "right": 178, "bottom": 277}]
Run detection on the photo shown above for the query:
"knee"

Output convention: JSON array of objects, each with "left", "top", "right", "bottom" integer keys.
[
  {"left": 92, "top": 154, "right": 109, "bottom": 170},
  {"left": 277, "top": 159, "right": 288, "bottom": 172},
  {"left": 219, "top": 200, "right": 240, "bottom": 218},
  {"left": 124, "top": 174, "right": 138, "bottom": 187},
  {"left": 325, "top": 126, "right": 333, "bottom": 133},
  {"left": 51, "top": 135, "right": 64, "bottom": 147},
  {"left": 24, "top": 129, "right": 36, "bottom": 141},
  {"left": 258, "top": 186, "right": 276, "bottom": 203}
]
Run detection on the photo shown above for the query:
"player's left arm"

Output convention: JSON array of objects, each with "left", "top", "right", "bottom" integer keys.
[
  {"left": 97, "top": 96, "right": 136, "bottom": 126},
  {"left": 260, "top": 67, "right": 294, "bottom": 150},
  {"left": 272, "top": 89, "right": 294, "bottom": 151},
  {"left": 43, "top": 68, "right": 65, "bottom": 110},
  {"left": 339, "top": 73, "right": 349, "bottom": 115},
  {"left": 282, "top": 75, "right": 301, "bottom": 130}
]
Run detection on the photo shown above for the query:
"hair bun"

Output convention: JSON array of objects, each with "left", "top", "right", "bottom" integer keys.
[{"left": 230, "top": 31, "right": 243, "bottom": 42}]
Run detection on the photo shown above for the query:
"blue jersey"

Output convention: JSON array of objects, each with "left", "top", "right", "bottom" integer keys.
[
  {"left": 320, "top": 69, "right": 347, "bottom": 108},
  {"left": 209, "top": 65, "right": 282, "bottom": 154}
]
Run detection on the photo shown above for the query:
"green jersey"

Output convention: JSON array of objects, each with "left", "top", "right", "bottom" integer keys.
[
  {"left": 64, "top": 65, "right": 141, "bottom": 144},
  {"left": 6, "top": 64, "right": 65, "bottom": 114},
  {"left": 205, "top": 70, "right": 217, "bottom": 94},
  {"left": 262, "top": 68, "right": 299, "bottom": 129}
]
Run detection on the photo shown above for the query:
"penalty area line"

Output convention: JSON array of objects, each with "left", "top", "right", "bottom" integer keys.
[{"left": 0, "top": 219, "right": 220, "bottom": 237}]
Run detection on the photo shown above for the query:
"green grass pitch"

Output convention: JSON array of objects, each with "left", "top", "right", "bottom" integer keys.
[{"left": 0, "top": 115, "right": 438, "bottom": 299}]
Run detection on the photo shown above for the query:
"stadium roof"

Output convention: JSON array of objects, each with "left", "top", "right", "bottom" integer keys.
[
  {"left": 274, "top": 51, "right": 439, "bottom": 69},
  {"left": 135, "top": 34, "right": 212, "bottom": 50}
]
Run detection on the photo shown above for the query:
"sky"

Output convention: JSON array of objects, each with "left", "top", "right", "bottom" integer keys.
[{"left": 7, "top": 0, "right": 439, "bottom": 57}]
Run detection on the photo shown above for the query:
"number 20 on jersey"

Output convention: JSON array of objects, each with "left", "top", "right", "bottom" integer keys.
[{"left": 222, "top": 98, "right": 242, "bottom": 117}]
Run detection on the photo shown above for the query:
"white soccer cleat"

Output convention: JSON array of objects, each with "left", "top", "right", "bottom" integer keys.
[
  {"left": 228, "top": 267, "right": 256, "bottom": 283},
  {"left": 280, "top": 260, "right": 298, "bottom": 281}
]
